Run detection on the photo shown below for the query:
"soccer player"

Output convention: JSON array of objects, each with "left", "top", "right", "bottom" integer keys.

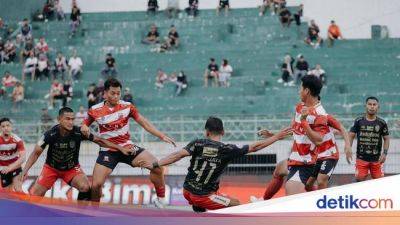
[
  {"left": 80, "top": 78, "right": 176, "bottom": 207},
  {"left": 20, "top": 107, "right": 133, "bottom": 200},
  {"left": 0, "top": 118, "right": 26, "bottom": 192},
  {"left": 349, "top": 96, "right": 390, "bottom": 182},
  {"left": 141, "top": 117, "right": 291, "bottom": 212}
]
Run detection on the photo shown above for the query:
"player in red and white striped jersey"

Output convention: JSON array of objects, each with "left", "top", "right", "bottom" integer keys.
[
  {"left": 0, "top": 118, "right": 26, "bottom": 192},
  {"left": 81, "top": 78, "right": 175, "bottom": 207}
]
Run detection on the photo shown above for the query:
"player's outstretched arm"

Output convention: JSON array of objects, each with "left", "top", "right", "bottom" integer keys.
[
  {"left": 327, "top": 115, "right": 353, "bottom": 164},
  {"left": 20, "top": 145, "right": 44, "bottom": 181},
  {"left": 159, "top": 149, "right": 190, "bottom": 167},
  {"left": 135, "top": 113, "right": 176, "bottom": 147},
  {"left": 248, "top": 127, "right": 292, "bottom": 153}
]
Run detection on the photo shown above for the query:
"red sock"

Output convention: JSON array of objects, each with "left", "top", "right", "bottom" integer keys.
[
  {"left": 155, "top": 186, "right": 165, "bottom": 198},
  {"left": 263, "top": 175, "right": 284, "bottom": 200}
]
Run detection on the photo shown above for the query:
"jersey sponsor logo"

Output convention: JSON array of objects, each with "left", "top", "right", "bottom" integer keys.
[
  {"left": 202, "top": 147, "right": 218, "bottom": 157},
  {"left": 209, "top": 194, "right": 230, "bottom": 206},
  {"left": 104, "top": 156, "right": 110, "bottom": 162}
]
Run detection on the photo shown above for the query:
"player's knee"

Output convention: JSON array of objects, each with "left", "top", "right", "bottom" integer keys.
[
  {"left": 150, "top": 166, "right": 163, "bottom": 175},
  {"left": 78, "top": 182, "right": 90, "bottom": 192},
  {"left": 91, "top": 180, "right": 104, "bottom": 190}
]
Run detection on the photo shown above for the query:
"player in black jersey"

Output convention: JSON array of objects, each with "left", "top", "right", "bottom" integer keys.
[
  {"left": 20, "top": 107, "right": 134, "bottom": 200},
  {"left": 142, "top": 117, "right": 291, "bottom": 211},
  {"left": 349, "top": 96, "right": 390, "bottom": 181}
]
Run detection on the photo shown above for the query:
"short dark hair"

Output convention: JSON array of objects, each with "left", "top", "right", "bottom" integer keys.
[
  {"left": 0, "top": 117, "right": 11, "bottom": 125},
  {"left": 104, "top": 78, "right": 122, "bottom": 91},
  {"left": 59, "top": 107, "right": 74, "bottom": 116},
  {"left": 205, "top": 117, "right": 224, "bottom": 134},
  {"left": 301, "top": 75, "right": 323, "bottom": 97},
  {"left": 210, "top": 58, "right": 215, "bottom": 62},
  {"left": 366, "top": 96, "right": 379, "bottom": 103}
]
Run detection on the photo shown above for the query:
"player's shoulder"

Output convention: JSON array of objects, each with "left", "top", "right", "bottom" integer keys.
[
  {"left": 90, "top": 101, "right": 105, "bottom": 110},
  {"left": 10, "top": 133, "right": 22, "bottom": 142},
  {"left": 376, "top": 116, "right": 388, "bottom": 125},
  {"left": 44, "top": 125, "right": 59, "bottom": 137},
  {"left": 314, "top": 102, "right": 327, "bottom": 116},
  {"left": 118, "top": 100, "right": 133, "bottom": 107},
  {"left": 354, "top": 115, "right": 365, "bottom": 123}
]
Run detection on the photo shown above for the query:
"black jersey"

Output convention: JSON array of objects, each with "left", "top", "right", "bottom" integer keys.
[
  {"left": 350, "top": 116, "right": 389, "bottom": 162},
  {"left": 38, "top": 125, "right": 94, "bottom": 170},
  {"left": 183, "top": 139, "right": 249, "bottom": 195}
]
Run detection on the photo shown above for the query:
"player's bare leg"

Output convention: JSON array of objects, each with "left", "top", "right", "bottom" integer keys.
[
  {"left": 316, "top": 174, "right": 329, "bottom": 189},
  {"left": 132, "top": 150, "right": 166, "bottom": 207},
  {"left": 91, "top": 163, "right": 113, "bottom": 202},
  {"left": 285, "top": 180, "right": 305, "bottom": 195},
  {"left": 70, "top": 174, "right": 91, "bottom": 201},
  {"left": 263, "top": 159, "right": 288, "bottom": 199},
  {"left": 30, "top": 182, "right": 49, "bottom": 196},
  {"left": 305, "top": 176, "right": 317, "bottom": 191}
]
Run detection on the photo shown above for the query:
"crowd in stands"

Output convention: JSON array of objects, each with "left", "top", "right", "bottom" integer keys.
[
  {"left": 203, "top": 58, "right": 233, "bottom": 87},
  {"left": 154, "top": 69, "right": 188, "bottom": 96}
]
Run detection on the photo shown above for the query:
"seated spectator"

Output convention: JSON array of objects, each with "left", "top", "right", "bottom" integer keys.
[
  {"left": 305, "top": 20, "right": 322, "bottom": 48},
  {"left": 12, "top": 82, "right": 24, "bottom": 111},
  {"left": 159, "top": 25, "right": 180, "bottom": 52},
  {"left": 63, "top": 79, "right": 73, "bottom": 103},
  {"left": 122, "top": 88, "right": 134, "bottom": 103},
  {"left": 74, "top": 105, "right": 87, "bottom": 126},
  {"left": 3, "top": 39, "right": 16, "bottom": 63},
  {"left": 142, "top": 25, "right": 160, "bottom": 45},
  {"left": 101, "top": 53, "right": 117, "bottom": 78},
  {"left": 308, "top": 64, "right": 326, "bottom": 84},
  {"left": 86, "top": 84, "right": 97, "bottom": 108},
  {"left": 68, "top": 50, "right": 83, "bottom": 80},
  {"left": 327, "top": 20, "right": 343, "bottom": 47},
  {"left": 19, "top": 18, "right": 32, "bottom": 43},
  {"left": 294, "top": 55, "right": 309, "bottom": 84},
  {"left": 279, "top": 6, "right": 291, "bottom": 27},
  {"left": 22, "top": 51, "right": 38, "bottom": 81},
  {"left": 55, "top": 0, "right": 65, "bottom": 20},
  {"left": 217, "top": 0, "right": 230, "bottom": 16},
  {"left": 185, "top": 0, "right": 199, "bottom": 17},
  {"left": 259, "top": 0, "right": 272, "bottom": 17},
  {"left": 203, "top": 58, "right": 219, "bottom": 87},
  {"left": 70, "top": 3, "right": 81, "bottom": 37},
  {"left": 37, "top": 54, "right": 51, "bottom": 80},
  {"left": 48, "top": 79, "right": 66, "bottom": 109},
  {"left": 54, "top": 52, "right": 68, "bottom": 80},
  {"left": 175, "top": 71, "right": 188, "bottom": 96},
  {"left": 277, "top": 54, "right": 294, "bottom": 86},
  {"left": 35, "top": 37, "right": 49, "bottom": 55},
  {"left": 19, "top": 38, "right": 34, "bottom": 64},
  {"left": 147, "top": 0, "right": 159, "bottom": 15},
  {"left": 293, "top": 4, "right": 303, "bottom": 26},
  {"left": 219, "top": 59, "right": 233, "bottom": 87},
  {"left": 42, "top": 0, "right": 55, "bottom": 21},
  {"left": 2, "top": 71, "right": 18, "bottom": 88},
  {"left": 40, "top": 108, "right": 54, "bottom": 131},
  {"left": 271, "top": 0, "right": 286, "bottom": 15},
  {"left": 166, "top": 0, "right": 180, "bottom": 19},
  {"left": 155, "top": 69, "right": 169, "bottom": 89}
]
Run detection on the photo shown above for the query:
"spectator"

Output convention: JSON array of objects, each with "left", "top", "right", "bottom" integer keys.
[
  {"left": 35, "top": 37, "right": 49, "bottom": 55},
  {"left": 218, "top": 59, "right": 233, "bottom": 87},
  {"left": 185, "top": 0, "right": 199, "bottom": 17},
  {"left": 19, "top": 38, "right": 34, "bottom": 64},
  {"left": 277, "top": 54, "right": 294, "bottom": 86},
  {"left": 122, "top": 87, "right": 134, "bottom": 103},
  {"left": 308, "top": 64, "right": 326, "bottom": 84},
  {"left": 203, "top": 58, "right": 219, "bottom": 87},
  {"left": 142, "top": 25, "right": 160, "bottom": 45},
  {"left": 327, "top": 20, "right": 344, "bottom": 47},
  {"left": 19, "top": 18, "right": 32, "bottom": 43},
  {"left": 279, "top": 6, "right": 291, "bottom": 27},
  {"left": 155, "top": 69, "right": 169, "bottom": 89},
  {"left": 63, "top": 79, "right": 73, "bottom": 104},
  {"left": 0, "top": 39, "right": 4, "bottom": 63},
  {"left": 55, "top": 0, "right": 65, "bottom": 20},
  {"left": 3, "top": 39, "right": 16, "bottom": 63},
  {"left": 271, "top": 0, "right": 286, "bottom": 15},
  {"left": 293, "top": 4, "right": 303, "bottom": 26},
  {"left": 259, "top": 0, "right": 272, "bottom": 17},
  {"left": 40, "top": 108, "right": 54, "bottom": 131},
  {"left": 54, "top": 52, "right": 68, "bottom": 80},
  {"left": 42, "top": 0, "right": 55, "bottom": 21},
  {"left": 147, "top": 0, "right": 159, "bottom": 15},
  {"left": 37, "top": 54, "right": 50, "bottom": 80},
  {"left": 70, "top": 3, "right": 81, "bottom": 37},
  {"left": 159, "top": 25, "right": 180, "bottom": 52},
  {"left": 217, "top": 0, "right": 230, "bottom": 16},
  {"left": 166, "top": 0, "right": 180, "bottom": 18},
  {"left": 68, "top": 50, "right": 83, "bottom": 81},
  {"left": 294, "top": 55, "right": 309, "bottom": 84},
  {"left": 48, "top": 79, "right": 66, "bottom": 109},
  {"left": 175, "top": 71, "right": 188, "bottom": 96},
  {"left": 305, "top": 20, "right": 322, "bottom": 48},
  {"left": 101, "top": 53, "right": 117, "bottom": 78},
  {"left": 12, "top": 82, "right": 24, "bottom": 111},
  {"left": 2, "top": 71, "right": 18, "bottom": 88},
  {"left": 22, "top": 51, "right": 38, "bottom": 81},
  {"left": 75, "top": 105, "right": 87, "bottom": 126},
  {"left": 86, "top": 83, "right": 97, "bottom": 108}
]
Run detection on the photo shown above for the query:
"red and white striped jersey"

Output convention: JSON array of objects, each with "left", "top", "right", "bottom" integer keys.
[
  {"left": 83, "top": 100, "right": 140, "bottom": 151},
  {"left": 288, "top": 102, "right": 330, "bottom": 166},
  {"left": 0, "top": 133, "right": 25, "bottom": 166},
  {"left": 316, "top": 115, "right": 342, "bottom": 160}
]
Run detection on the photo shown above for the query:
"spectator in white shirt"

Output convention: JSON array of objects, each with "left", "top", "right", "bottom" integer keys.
[
  {"left": 68, "top": 50, "right": 83, "bottom": 80},
  {"left": 37, "top": 53, "right": 50, "bottom": 80},
  {"left": 22, "top": 51, "right": 38, "bottom": 81},
  {"left": 55, "top": 0, "right": 65, "bottom": 21},
  {"left": 155, "top": 69, "right": 168, "bottom": 89},
  {"left": 54, "top": 52, "right": 68, "bottom": 80},
  {"left": 308, "top": 64, "right": 326, "bottom": 84},
  {"left": 48, "top": 79, "right": 66, "bottom": 109},
  {"left": 219, "top": 59, "right": 233, "bottom": 87},
  {"left": 165, "top": 0, "right": 179, "bottom": 18},
  {"left": 35, "top": 37, "right": 49, "bottom": 55},
  {"left": 75, "top": 105, "right": 87, "bottom": 126}
]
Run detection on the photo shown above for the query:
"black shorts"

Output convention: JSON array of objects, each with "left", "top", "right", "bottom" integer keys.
[
  {"left": 219, "top": 1, "right": 229, "bottom": 8},
  {"left": 311, "top": 159, "right": 338, "bottom": 178},
  {"left": 96, "top": 146, "right": 145, "bottom": 170},
  {"left": 287, "top": 165, "right": 314, "bottom": 185},
  {"left": 1, "top": 167, "right": 22, "bottom": 188}
]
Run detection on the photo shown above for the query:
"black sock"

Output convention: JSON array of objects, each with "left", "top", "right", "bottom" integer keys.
[{"left": 77, "top": 189, "right": 91, "bottom": 201}]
